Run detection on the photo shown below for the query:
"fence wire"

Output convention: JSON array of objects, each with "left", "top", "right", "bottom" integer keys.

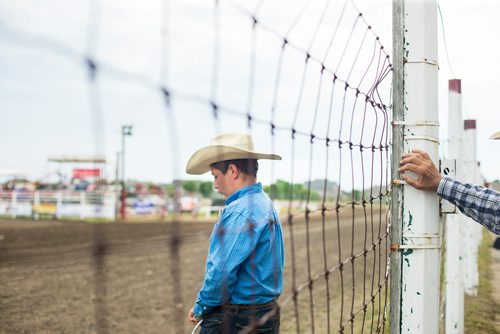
[{"left": 0, "top": 0, "right": 392, "bottom": 333}]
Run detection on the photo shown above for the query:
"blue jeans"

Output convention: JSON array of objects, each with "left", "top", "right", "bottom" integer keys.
[{"left": 200, "top": 303, "right": 280, "bottom": 334}]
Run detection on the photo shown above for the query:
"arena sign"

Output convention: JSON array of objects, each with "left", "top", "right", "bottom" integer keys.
[{"left": 72, "top": 168, "right": 100, "bottom": 179}]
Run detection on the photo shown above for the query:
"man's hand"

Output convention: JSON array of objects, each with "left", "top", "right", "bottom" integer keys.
[
  {"left": 399, "top": 149, "right": 442, "bottom": 192},
  {"left": 187, "top": 308, "right": 198, "bottom": 324}
]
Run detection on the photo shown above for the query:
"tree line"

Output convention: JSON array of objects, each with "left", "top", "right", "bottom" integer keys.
[{"left": 181, "top": 179, "right": 320, "bottom": 201}]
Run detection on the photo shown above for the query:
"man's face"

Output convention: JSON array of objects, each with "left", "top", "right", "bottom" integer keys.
[{"left": 210, "top": 167, "right": 231, "bottom": 198}]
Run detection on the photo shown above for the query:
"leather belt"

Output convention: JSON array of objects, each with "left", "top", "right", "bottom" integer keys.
[{"left": 220, "top": 300, "right": 276, "bottom": 310}]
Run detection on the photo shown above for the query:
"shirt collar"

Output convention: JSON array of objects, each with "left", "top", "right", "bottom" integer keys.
[{"left": 226, "top": 183, "right": 262, "bottom": 205}]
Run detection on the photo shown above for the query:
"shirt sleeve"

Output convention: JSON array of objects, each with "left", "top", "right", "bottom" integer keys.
[
  {"left": 193, "top": 211, "right": 263, "bottom": 317},
  {"left": 437, "top": 176, "right": 500, "bottom": 234}
]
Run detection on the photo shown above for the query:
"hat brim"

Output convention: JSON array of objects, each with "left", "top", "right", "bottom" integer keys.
[
  {"left": 186, "top": 145, "right": 282, "bottom": 175},
  {"left": 490, "top": 131, "right": 500, "bottom": 140}
]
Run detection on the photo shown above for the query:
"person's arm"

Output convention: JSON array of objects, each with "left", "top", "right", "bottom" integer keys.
[
  {"left": 192, "top": 211, "right": 262, "bottom": 318},
  {"left": 437, "top": 176, "right": 499, "bottom": 234},
  {"left": 399, "top": 149, "right": 500, "bottom": 235}
]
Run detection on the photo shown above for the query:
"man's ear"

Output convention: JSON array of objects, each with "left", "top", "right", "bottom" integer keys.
[{"left": 228, "top": 164, "right": 239, "bottom": 179}]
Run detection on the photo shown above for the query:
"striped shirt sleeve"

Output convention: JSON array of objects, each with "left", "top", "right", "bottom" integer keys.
[{"left": 437, "top": 176, "right": 500, "bottom": 235}]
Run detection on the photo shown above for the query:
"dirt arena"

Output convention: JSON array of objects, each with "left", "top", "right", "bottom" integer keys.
[{"left": 0, "top": 205, "right": 389, "bottom": 334}]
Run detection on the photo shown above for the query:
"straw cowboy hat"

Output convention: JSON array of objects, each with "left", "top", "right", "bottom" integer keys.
[
  {"left": 186, "top": 133, "right": 282, "bottom": 175},
  {"left": 490, "top": 131, "right": 500, "bottom": 140}
]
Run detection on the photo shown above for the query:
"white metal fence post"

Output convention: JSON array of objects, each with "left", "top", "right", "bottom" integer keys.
[
  {"left": 33, "top": 191, "right": 40, "bottom": 220},
  {"left": 445, "top": 79, "right": 464, "bottom": 334},
  {"left": 463, "top": 120, "right": 480, "bottom": 296},
  {"left": 80, "top": 191, "right": 86, "bottom": 220},
  {"left": 56, "top": 191, "right": 63, "bottom": 219},
  {"left": 392, "top": 0, "right": 441, "bottom": 333},
  {"left": 11, "top": 190, "right": 17, "bottom": 219},
  {"left": 34, "top": 191, "right": 40, "bottom": 207}
]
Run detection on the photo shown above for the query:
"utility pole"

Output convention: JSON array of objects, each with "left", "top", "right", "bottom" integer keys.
[
  {"left": 120, "top": 125, "right": 133, "bottom": 220},
  {"left": 115, "top": 151, "right": 120, "bottom": 221}
]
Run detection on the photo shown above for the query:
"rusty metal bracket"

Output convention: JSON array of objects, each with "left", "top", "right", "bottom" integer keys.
[
  {"left": 391, "top": 244, "right": 441, "bottom": 250},
  {"left": 392, "top": 179, "right": 406, "bottom": 186},
  {"left": 404, "top": 57, "right": 440, "bottom": 69},
  {"left": 405, "top": 135, "right": 440, "bottom": 144},
  {"left": 392, "top": 120, "right": 440, "bottom": 127},
  {"left": 391, "top": 233, "right": 441, "bottom": 251}
]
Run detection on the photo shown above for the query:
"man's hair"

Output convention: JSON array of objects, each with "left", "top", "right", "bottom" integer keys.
[{"left": 210, "top": 159, "right": 259, "bottom": 177}]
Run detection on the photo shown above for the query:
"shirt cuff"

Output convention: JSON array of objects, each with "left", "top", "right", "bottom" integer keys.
[
  {"left": 437, "top": 176, "right": 452, "bottom": 198},
  {"left": 193, "top": 301, "right": 214, "bottom": 318}
]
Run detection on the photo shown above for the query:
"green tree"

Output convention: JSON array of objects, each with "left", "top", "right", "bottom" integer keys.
[
  {"left": 182, "top": 180, "right": 198, "bottom": 193},
  {"left": 293, "top": 183, "right": 305, "bottom": 200},
  {"left": 274, "top": 179, "right": 290, "bottom": 199},
  {"left": 309, "top": 192, "right": 320, "bottom": 201},
  {"left": 352, "top": 189, "right": 363, "bottom": 202},
  {"left": 264, "top": 180, "right": 323, "bottom": 201},
  {"left": 199, "top": 181, "right": 213, "bottom": 198},
  {"left": 165, "top": 184, "right": 175, "bottom": 197}
]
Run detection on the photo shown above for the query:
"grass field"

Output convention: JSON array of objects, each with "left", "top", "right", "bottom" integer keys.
[
  {"left": 464, "top": 231, "right": 499, "bottom": 334},
  {"left": 0, "top": 204, "right": 389, "bottom": 333}
]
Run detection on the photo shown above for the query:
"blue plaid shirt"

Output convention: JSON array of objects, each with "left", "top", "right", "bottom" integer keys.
[
  {"left": 193, "top": 183, "right": 284, "bottom": 318},
  {"left": 438, "top": 177, "right": 500, "bottom": 234}
]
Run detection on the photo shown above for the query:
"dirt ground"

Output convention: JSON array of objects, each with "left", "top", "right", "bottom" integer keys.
[{"left": 0, "top": 205, "right": 389, "bottom": 334}]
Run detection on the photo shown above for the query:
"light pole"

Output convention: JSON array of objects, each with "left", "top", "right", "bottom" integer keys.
[{"left": 120, "top": 125, "right": 133, "bottom": 220}]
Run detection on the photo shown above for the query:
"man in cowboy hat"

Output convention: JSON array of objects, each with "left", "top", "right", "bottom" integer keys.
[
  {"left": 186, "top": 133, "right": 284, "bottom": 333},
  {"left": 398, "top": 130, "right": 500, "bottom": 235}
]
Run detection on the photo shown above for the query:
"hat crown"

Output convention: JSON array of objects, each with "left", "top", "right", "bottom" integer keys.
[{"left": 210, "top": 133, "right": 255, "bottom": 151}]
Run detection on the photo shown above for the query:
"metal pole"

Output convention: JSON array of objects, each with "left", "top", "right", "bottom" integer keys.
[
  {"left": 390, "top": 1, "right": 405, "bottom": 333},
  {"left": 393, "top": 1, "right": 441, "bottom": 333},
  {"left": 121, "top": 127, "right": 126, "bottom": 220},
  {"left": 56, "top": 191, "right": 63, "bottom": 220},
  {"left": 472, "top": 122, "right": 483, "bottom": 251},
  {"left": 80, "top": 191, "right": 86, "bottom": 220},
  {"left": 120, "top": 125, "right": 132, "bottom": 220},
  {"left": 115, "top": 151, "right": 120, "bottom": 221},
  {"left": 463, "top": 120, "right": 479, "bottom": 296},
  {"left": 33, "top": 191, "right": 40, "bottom": 220},
  {"left": 11, "top": 190, "right": 17, "bottom": 219},
  {"left": 445, "top": 79, "right": 464, "bottom": 334}
]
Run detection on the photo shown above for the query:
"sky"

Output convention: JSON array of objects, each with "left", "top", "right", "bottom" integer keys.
[{"left": 0, "top": 0, "right": 498, "bottom": 186}]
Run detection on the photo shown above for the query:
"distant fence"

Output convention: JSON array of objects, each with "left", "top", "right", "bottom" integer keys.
[
  {"left": 0, "top": 190, "right": 116, "bottom": 220},
  {"left": 0, "top": 191, "right": 324, "bottom": 221}
]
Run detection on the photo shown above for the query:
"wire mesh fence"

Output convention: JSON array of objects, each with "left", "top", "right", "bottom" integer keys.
[{"left": 0, "top": 0, "right": 392, "bottom": 333}]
